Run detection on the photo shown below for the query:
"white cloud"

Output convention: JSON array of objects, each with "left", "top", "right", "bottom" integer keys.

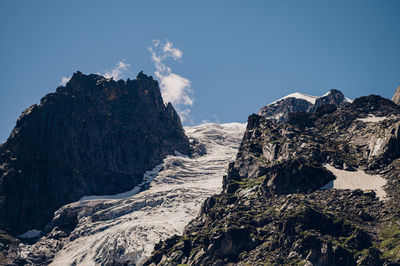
[
  {"left": 103, "top": 61, "right": 130, "bottom": 80},
  {"left": 201, "top": 114, "right": 220, "bottom": 125},
  {"left": 60, "top": 76, "right": 71, "bottom": 86},
  {"left": 177, "top": 108, "right": 193, "bottom": 124},
  {"left": 163, "top": 40, "right": 183, "bottom": 60},
  {"left": 149, "top": 40, "right": 194, "bottom": 123},
  {"left": 212, "top": 114, "right": 221, "bottom": 123},
  {"left": 159, "top": 73, "right": 193, "bottom": 105}
]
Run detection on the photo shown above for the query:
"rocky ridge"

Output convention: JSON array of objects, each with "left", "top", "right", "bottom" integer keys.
[
  {"left": 258, "top": 89, "right": 351, "bottom": 122},
  {"left": 0, "top": 71, "right": 190, "bottom": 236},
  {"left": 144, "top": 94, "right": 400, "bottom": 265}
]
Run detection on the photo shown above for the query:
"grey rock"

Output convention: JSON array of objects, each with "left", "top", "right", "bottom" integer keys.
[{"left": 392, "top": 85, "right": 400, "bottom": 105}]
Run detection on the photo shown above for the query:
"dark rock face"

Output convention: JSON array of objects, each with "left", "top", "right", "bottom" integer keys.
[
  {"left": 309, "top": 89, "right": 348, "bottom": 112},
  {"left": 0, "top": 71, "right": 190, "bottom": 235},
  {"left": 261, "top": 159, "right": 335, "bottom": 195},
  {"left": 144, "top": 94, "right": 400, "bottom": 265},
  {"left": 314, "top": 103, "right": 337, "bottom": 116},
  {"left": 258, "top": 89, "right": 349, "bottom": 122},
  {"left": 258, "top": 97, "right": 312, "bottom": 122}
]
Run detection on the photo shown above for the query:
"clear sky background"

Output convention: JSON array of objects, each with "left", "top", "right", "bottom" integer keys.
[{"left": 1, "top": 1, "right": 399, "bottom": 142}]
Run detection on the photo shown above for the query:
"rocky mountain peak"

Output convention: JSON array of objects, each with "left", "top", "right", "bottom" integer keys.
[
  {"left": 0, "top": 71, "right": 189, "bottom": 235},
  {"left": 258, "top": 89, "right": 350, "bottom": 123},
  {"left": 309, "top": 89, "right": 349, "bottom": 112}
]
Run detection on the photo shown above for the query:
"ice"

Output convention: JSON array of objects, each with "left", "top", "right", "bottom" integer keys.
[{"left": 48, "top": 122, "right": 246, "bottom": 265}]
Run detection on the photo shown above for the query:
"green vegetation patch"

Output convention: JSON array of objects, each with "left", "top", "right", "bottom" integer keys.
[
  {"left": 380, "top": 221, "right": 400, "bottom": 261},
  {"left": 233, "top": 175, "right": 267, "bottom": 189}
]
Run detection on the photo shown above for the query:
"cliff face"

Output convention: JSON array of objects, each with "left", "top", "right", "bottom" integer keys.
[
  {"left": 144, "top": 95, "right": 400, "bottom": 265},
  {"left": 0, "top": 71, "right": 190, "bottom": 235}
]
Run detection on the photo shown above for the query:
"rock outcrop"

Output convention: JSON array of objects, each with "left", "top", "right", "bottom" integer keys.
[
  {"left": 144, "top": 94, "right": 400, "bottom": 265},
  {"left": 0, "top": 71, "right": 190, "bottom": 235},
  {"left": 258, "top": 89, "right": 350, "bottom": 122},
  {"left": 392, "top": 85, "right": 400, "bottom": 105}
]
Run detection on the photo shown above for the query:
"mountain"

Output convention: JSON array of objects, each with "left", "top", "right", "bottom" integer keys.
[
  {"left": 2, "top": 78, "right": 400, "bottom": 266},
  {"left": 144, "top": 94, "right": 400, "bottom": 265},
  {"left": 0, "top": 71, "right": 190, "bottom": 236},
  {"left": 1, "top": 123, "right": 246, "bottom": 265},
  {"left": 258, "top": 89, "right": 351, "bottom": 122}
]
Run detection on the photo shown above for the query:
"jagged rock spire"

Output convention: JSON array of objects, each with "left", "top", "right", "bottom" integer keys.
[{"left": 392, "top": 85, "right": 400, "bottom": 105}]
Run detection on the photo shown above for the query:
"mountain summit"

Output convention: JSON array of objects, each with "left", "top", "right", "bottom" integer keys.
[
  {"left": 0, "top": 71, "right": 190, "bottom": 235},
  {"left": 258, "top": 89, "right": 351, "bottom": 122}
]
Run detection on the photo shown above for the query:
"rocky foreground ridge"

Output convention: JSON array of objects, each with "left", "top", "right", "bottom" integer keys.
[
  {"left": 145, "top": 94, "right": 400, "bottom": 265},
  {"left": 0, "top": 71, "right": 190, "bottom": 236}
]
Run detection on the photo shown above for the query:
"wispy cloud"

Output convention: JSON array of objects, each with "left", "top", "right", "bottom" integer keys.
[
  {"left": 212, "top": 114, "right": 221, "bottom": 123},
  {"left": 60, "top": 76, "right": 71, "bottom": 86},
  {"left": 103, "top": 60, "right": 130, "bottom": 80},
  {"left": 201, "top": 114, "right": 220, "bottom": 125},
  {"left": 60, "top": 60, "right": 131, "bottom": 86},
  {"left": 148, "top": 40, "right": 194, "bottom": 123}
]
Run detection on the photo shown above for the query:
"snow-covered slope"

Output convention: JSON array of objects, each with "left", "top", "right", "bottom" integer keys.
[
  {"left": 17, "top": 123, "right": 246, "bottom": 265},
  {"left": 268, "top": 92, "right": 319, "bottom": 105},
  {"left": 268, "top": 90, "right": 352, "bottom": 106}
]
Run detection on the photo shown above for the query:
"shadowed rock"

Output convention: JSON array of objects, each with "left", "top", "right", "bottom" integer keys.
[{"left": 0, "top": 71, "right": 190, "bottom": 235}]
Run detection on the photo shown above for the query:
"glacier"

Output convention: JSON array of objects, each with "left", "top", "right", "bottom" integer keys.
[{"left": 16, "top": 122, "right": 246, "bottom": 265}]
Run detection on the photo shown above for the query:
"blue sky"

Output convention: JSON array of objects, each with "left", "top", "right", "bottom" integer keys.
[{"left": 1, "top": 1, "right": 399, "bottom": 142}]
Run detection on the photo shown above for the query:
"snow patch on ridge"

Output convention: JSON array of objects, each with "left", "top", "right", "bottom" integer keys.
[
  {"left": 268, "top": 92, "right": 318, "bottom": 105},
  {"left": 320, "top": 164, "right": 387, "bottom": 200},
  {"left": 345, "top": 97, "right": 353, "bottom": 103},
  {"left": 281, "top": 92, "right": 318, "bottom": 104},
  {"left": 268, "top": 90, "right": 353, "bottom": 107},
  {"left": 18, "top": 229, "right": 41, "bottom": 239},
  {"left": 357, "top": 114, "right": 389, "bottom": 123},
  {"left": 372, "top": 138, "right": 383, "bottom": 157}
]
